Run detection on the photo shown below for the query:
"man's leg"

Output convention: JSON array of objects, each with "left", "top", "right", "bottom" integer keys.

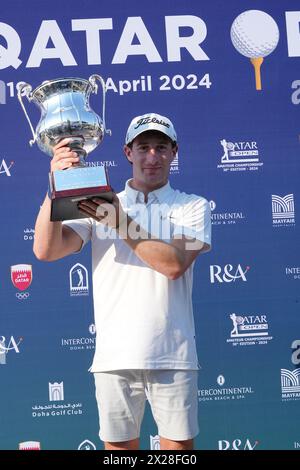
[
  {"left": 159, "top": 437, "right": 193, "bottom": 450},
  {"left": 147, "top": 370, "right": 199, "bottom": 448},
  {"left": 94, "top": 371, "right": 146, "bottom": 449},
  {"left": 105, "top": 438, "right": 139, "bottom": 450}
]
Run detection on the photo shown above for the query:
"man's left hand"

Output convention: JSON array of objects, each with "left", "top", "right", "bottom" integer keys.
[{"left": 78, "top": 193, "right": 126, "bottom": 229}]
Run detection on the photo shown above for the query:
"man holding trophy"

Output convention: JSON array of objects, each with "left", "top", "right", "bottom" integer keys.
[{"left": 30, "top": 90, "right": 211, "bottom": 449}]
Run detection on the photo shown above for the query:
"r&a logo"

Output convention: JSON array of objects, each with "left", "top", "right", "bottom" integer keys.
[
  {"left": 0, "top": 158, "right": 14, "bottom": 176},
  {"left": 210, "top": 264, "right": 250, "bottom": 283},
  {"left": 218, "top": 438, "right": 259, "bottom": 450}
]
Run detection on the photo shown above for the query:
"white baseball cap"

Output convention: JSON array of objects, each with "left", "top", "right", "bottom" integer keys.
[{"left": 125, "top": 113, "right": 177, "bottom": 145}]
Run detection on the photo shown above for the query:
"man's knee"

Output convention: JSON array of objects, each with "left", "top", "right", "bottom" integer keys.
[
  {"left": 159, "top": 437, "right": 194, "bottom": 450},
  {"left": 104, "top": 438, "right": 140, "bottom": 450}
]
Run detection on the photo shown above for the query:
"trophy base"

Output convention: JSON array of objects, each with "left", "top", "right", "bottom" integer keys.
[{"left": 49, "top": 165, "right": 113, "bottom": 221}]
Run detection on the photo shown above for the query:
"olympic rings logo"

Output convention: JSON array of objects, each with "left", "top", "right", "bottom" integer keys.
[{"left": 16, "top": 292, "right": 30, "bottom": 300}]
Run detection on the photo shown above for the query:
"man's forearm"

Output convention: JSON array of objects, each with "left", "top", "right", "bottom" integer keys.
[
  {"left": 118, "top": 216, "right": 185, "bottom": 280},
  {"left": 33, "top": 194, "right": 63, "bottom": 260}
]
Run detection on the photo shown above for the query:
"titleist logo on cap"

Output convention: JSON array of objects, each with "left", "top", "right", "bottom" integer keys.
[{"left": 134, "top": 116, "right": 170, "bottom": 130}]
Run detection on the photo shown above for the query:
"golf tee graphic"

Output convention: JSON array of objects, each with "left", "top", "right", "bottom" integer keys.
[{"left": 231, "top": 10, "right": 279, "bottom": 90}]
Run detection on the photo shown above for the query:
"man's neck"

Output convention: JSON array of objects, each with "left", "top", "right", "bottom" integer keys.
[{"left": 128, "top": 179, "right": 167, "bottom": 202}]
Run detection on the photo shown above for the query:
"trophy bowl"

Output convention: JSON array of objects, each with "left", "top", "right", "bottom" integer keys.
[{"left": 16, "top": 75, "right": 113, "bottom": 221}]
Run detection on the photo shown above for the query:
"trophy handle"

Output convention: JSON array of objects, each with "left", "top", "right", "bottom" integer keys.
[
  {"left": 88, "top": 74, "right": 112, "bottom": 137},
  {"left": 16, "top": 82, "right": 37, "bottom": 146}
]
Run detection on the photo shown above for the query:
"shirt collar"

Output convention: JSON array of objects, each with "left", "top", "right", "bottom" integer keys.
[{"left": 125, "top": 179, "right": 173, "bottom": 204}]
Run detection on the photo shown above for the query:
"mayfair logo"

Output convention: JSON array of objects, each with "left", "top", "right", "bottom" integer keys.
[
  {"left": 210, "top": 264, "right": 250, "bottom": 283},
  {"left": 170, "top": 152, "right": 179, "bottom": 174},
  {"left": 272, "top": 194, "right": 295, "bottom": 226},
  {"left": 134, "top": 116, "right": 170, "bottom": 130},
  {"left": 281, "top": 369, "right": 300, "bottom": 401}
]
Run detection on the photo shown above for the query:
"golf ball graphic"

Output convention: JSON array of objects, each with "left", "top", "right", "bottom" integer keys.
[{"left": 230, "top": 10, "right": 279, "bottom": 90}]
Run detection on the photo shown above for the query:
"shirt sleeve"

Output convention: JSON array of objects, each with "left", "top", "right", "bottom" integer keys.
[
  {"left": 172, "top": 196, "right": 212, "bottom": 248},
  {"left": 62, "top": 217, "right": 93, "bottom": 253}
]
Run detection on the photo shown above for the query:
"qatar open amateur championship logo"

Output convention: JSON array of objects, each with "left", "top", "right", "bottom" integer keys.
[
  {"left": 227, "top": 313, "right": 273, "bottom": 347},
  {"left": 217, "top": 138, "right": 263, "bottom": 173}
]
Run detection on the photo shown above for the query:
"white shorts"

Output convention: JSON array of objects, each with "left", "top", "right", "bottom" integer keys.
[{"left": 94, "top": 369, "right": 199, "bottom": 443}]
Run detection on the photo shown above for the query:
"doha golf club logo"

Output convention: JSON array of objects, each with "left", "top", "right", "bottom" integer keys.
[{"left": 231, "top": 10, "right": 280, "bottom": 90}]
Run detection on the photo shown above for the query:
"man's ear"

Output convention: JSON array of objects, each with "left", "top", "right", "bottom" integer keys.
[{"left": 123, "top": 144, "right": 133, "bottom": 164}]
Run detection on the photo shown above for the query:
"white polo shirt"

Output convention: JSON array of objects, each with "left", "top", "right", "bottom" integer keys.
[{"left": 63, "top": 180, "right": 211, "bottom": 372}]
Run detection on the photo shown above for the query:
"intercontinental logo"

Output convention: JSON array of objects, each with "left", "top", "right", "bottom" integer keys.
[
  {"left": 61, "top": 324, "right": 96, "bottom": 352},
  {"left": 217, "top": 138, "right": 263, "bottom": 173},
  {"left": 272, "top": 194, "right": 295, "bottom": 227},
  {"left": 227, "top": 313, "right": 273, "bottom": 347},
  {"left": 86, "top": 160, "right": 117, "bottom": 169},
  {"left": 210, "top": 200, "right": 246, "bottom": 226},
  {"left": 281, "top": 369, "right": 300, "bottom": 402},
  {"left": 198, "top": 375, "right": 254, "bottom": 403},
  {"left": 285, "top": 266, "right": 300, "bottom": 280}
]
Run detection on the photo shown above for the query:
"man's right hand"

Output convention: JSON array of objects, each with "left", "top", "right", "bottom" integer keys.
[{"left": 50, "top": 138, "right": 80, "bottom": 172}]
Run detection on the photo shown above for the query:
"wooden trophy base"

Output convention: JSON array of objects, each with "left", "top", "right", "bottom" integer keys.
[{"left": 49, "top": 165, "right": 113, "bottom": 221}]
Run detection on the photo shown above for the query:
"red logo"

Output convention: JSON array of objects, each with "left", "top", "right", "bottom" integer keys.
[
  {"left": 19, "top": 441, "right": 41, "bottom": 450},
  {"left": 11, "top": 264, "right": 32, "bottom": 291}
]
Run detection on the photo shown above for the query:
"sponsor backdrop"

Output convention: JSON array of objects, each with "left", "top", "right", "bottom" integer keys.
[{"left": 0, "top": 0, "right": 299, "bottom": 451}]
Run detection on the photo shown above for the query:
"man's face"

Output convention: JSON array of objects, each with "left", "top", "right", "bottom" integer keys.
[{"left": 123, "top": 131, "right": 178, "bottom": 191}]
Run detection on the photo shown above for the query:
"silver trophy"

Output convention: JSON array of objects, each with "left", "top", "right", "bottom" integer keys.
[{"left": 16, "top": 75, "right": 112, "bottom": 221}]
